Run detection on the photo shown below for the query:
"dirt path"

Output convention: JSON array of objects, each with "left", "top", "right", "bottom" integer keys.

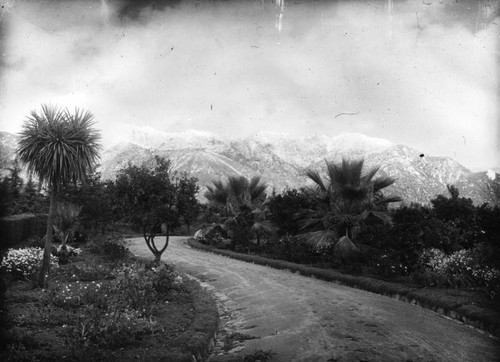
[{"left": 127, "top": 237, "right": 500, "bottom": 362}]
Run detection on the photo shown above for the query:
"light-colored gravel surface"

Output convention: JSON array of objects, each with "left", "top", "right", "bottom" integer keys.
[{"left": 127, "top": 236, "right": 500, "bottom": 362}]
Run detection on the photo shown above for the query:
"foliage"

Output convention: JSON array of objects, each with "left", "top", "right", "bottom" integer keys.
[
  {"left": 267, "top": 188, "right": 315, "bottom": 236},
  {"left": 17, "top": 177, "right": 48, "bottom": 214},
  {"left": 300, "top": 158, "right": 401, "bottom": 255},
  {"left": 34, "top": 259, "right": 185, "bottom": 351},
  {"left": 1, "top": 247, "right": 59, "bottom": 284},
  {"left": 71, "top": 305, "right": 155, "bottom": 348},
  {"left": 51, "top": 244, "right": 81, "bottom": 264},
  {"left": 373, "top": 253, "right": 409, "bottom": 277},
  {"left": 0, "top": 177, "right": 10, "bottom": 217},
  {"left": 110, "top": 262, "right": 161, "bottom": 315},
  {"left": 59, "top": 171, "right": 117, "bottom": 234},
  {"left": 204, "top": 175, "right": 272, "bottom": 250},
  {"left": 114, "top": 156, "right": 190, "bottom": 263},
  {"left": 16, "top": 104, "right": 101, "bottom": 287},
  {"left": 431, "top": 185, "right": 475, "bottom": 224},
  {"left": 87, "top": 237, "right": 129, "bottom": 261},
  {"left": 66, "top": 261, "right": 114, "bottom": 282},
  {"left": 17, "top": 105, "right": 101, "bottom": 190},
  {"left": 414, "top": 248, "right": 500, "bottom": 298},
  {"left": 0, "top": 167, "right": 48, "bottom": 216},
  {"left": 176, "top": 173, "right": 201, "bottom": 233},
  {"left": 195, "top": 228, "right": 231, "bottom": 248},
  {"left": 262, "top": 234, "right": 330, "bottom": 265},
  {"left": 429, "top": 185, "right": 482, "bottom": 250},
  {"left": 53, "top": 202, "right": 82, "bottom": 247},
  {"left": 41, "top": 280, "right": 110, "bottom": 309},
  {"left": 476, "top": 203, "right": 500, "bottom": 268}
]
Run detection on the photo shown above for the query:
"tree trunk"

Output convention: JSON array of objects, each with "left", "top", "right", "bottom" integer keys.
[{"left": 38, "top": 188, "right": 56, "bottom": 287}]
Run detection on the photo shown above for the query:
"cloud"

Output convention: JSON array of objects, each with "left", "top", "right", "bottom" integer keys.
[{"left": 0, "top": 0, "right": 498, "bottom": 170}]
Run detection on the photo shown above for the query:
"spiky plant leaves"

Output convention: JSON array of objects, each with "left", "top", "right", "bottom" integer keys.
[
  {"left": 301, "top": 157, "right": 401, "bottom": 258},
  {"left": 17, "top": 104, "right": 101, "bottom": 287}
]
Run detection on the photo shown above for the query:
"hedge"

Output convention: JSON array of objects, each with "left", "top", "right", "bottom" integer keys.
[{"left": 0, "top": 213, "right": 47, "bottom": 249}]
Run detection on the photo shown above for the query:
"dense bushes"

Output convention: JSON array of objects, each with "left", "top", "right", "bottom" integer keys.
[
  {"left": 202, "top": 185, "right": 500, "bottom": 299},
  {"left": 2, "top": 234, "right": 187, "bottom": 358}
]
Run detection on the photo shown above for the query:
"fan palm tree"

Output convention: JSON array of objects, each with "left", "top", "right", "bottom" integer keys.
[
  {"left": 301, "top": 158, "right": 401, "bottom": 256},
  {"left": 204, "top": 175, "right": 272, "bottom": 249},
  {"left": 54, "top": 201, "right": 82, "bottom": 248},
  {"left": 17, "top": 104, "right": 100, "bottom": 286}
]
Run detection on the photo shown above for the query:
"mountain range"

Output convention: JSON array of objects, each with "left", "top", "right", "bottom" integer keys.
[{"left": 1, "top": 129, "right": 499, "bottom": 206}]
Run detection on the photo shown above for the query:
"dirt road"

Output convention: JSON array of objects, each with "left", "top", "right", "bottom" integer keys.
[{"left": 127, "top": 237, "right": 500, "bottom": 362}]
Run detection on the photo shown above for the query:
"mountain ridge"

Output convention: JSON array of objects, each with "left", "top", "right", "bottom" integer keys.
[{"left": 1, "top": 130, "right": 498, "bottom": 206}]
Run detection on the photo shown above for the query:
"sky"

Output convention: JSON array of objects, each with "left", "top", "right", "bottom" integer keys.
[{"left": 0, "top": 0, "right": 499, "bottom": 171}]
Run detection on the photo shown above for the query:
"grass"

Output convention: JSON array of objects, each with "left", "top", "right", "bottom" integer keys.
[{"left": 0, "top": 242, "right": 218, "bottom": 362}]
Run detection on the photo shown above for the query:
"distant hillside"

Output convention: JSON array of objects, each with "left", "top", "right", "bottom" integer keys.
[{"left": 1, "top": 130, "right": 499, "bottom": 206}]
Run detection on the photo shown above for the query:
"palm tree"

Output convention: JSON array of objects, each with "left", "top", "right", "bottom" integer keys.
[
  {"left": 204, "top": 175, "right": 272, "bottom": 249},
  {"left": 17, "top": 104, "right": 100, "bottom": 286},
  {"left": 302, "top": 158, "right": 401, "bottom": 258},
  {"left": 54, "top": 201, "right": 82, "bottom": 248}
]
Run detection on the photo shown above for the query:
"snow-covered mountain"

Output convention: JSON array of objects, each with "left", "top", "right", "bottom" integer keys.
[{"left": 1, "top": 129, "right": 499, "bottom": 206}]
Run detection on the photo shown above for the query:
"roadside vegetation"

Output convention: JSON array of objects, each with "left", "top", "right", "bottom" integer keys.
[
  {"left": 1, "top": 103, "right": 499, "bottom": 359},
  {"left": 198, "top": 166, "right": 500, "bottom": 302},
  {"left": 0, "top": 104, "right": 211, "bottom": 361}
]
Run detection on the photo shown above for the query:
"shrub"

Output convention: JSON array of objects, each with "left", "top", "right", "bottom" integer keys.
[
  {"left": 263, "top": 235, "right": 329, "bottom": 265},
  {"left": 415, "top": 248, "right": 500, "bottom": 298},
  {"left": 70, "top": 305, "right": 154, "bottom": 349},
  {"left": 358, "top": 204, "right": 476, "bottom": 275},
  {"left": 41, "top": 280, "right": 110, "bottom": 309},
  {"left": 67, "top": 261, "right": 114, "bottom": 282},
  {"left": 205, "top": 232, "right": 231, "bottom": 249},
  {"left": 1, "top": 247, "right": 59, "bottom": 283},
  {"left": 151, "top": 264, "right": 184, "bottom": 297},
  {"left": 111, "top": 262, "right": 161, "bottom": 316},
  {"left": 373, "top": 253, "right": 409, "bottom": 277},
  {"left": 86, "top": 237, "right": 129, "bottom": 261},
  {"left": 51, "top": 244, "right": 82, "bottom": 264}
]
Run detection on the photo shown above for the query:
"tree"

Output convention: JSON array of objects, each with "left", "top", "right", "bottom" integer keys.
[
  {"left": 431, "top": 184, "right": 475, "bottom": 225},
  {"left": 176, "top": 173, "right": 200, "bottom": 234},
  {"left": 268, "top": 188, "right": 314, "bottom": 236},
  {"left": 59, "top": 170, "right": 116, "bottom": 234},
  {"left": 114, "top": 156, "right": 184, "bottom": 264},
  {"left": 430, "top": 184, "right": 479, "bottom": 250},
  {"left": 17, "top": 104, "right": 101, "bottom": 287},
  {"left": 301, "top": 158, "right": 401, "bottom": 259},
  {"left": 204, "top": 175, "right": 272, "bottom": 250},
  {"left": 5, "top": 159, "right": 23, "bottom": 199},
  {"left": 0, "top": 177, "right": 10, "bottom": 217}
]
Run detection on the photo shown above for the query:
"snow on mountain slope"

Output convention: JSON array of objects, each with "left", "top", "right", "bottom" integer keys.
[{"left": 1, "top": 129, "right": 497, "bottom": 205}]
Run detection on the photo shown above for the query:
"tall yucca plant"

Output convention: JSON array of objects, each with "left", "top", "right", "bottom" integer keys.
[{"left": 17, "top": 104, "right": 101, "bottom": 287}]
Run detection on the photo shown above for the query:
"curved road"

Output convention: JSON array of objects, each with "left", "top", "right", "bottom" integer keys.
[{"left": 127, "top": 237, "right": 500, "bottom": 362}]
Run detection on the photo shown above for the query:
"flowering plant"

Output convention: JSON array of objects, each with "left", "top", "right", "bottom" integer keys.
[
  {"left": 1, "top": 247, "right": 59, "bottom": 282},
  {"left": 110, "top": 262, "right": 184, "bottom": 316},
  {"left": 418, "top": 248, "right": 500, "bottom": 298}
]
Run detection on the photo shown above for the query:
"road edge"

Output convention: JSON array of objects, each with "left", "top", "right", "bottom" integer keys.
[
  {"left": 131, "top": 253, "right": 220, "bottom": 362},
  {"left": 187, "top": 238, "right": 500, "bottom": 339}
]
